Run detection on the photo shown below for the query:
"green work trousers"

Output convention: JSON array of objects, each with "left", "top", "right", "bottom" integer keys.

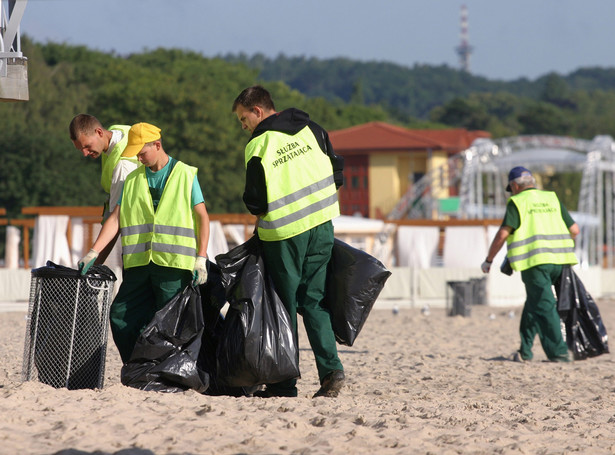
[
  {"left": 261, "top": 221, "right": 343, "bottom": 396},
  {"left": 109, "top": 262, "right": 191, "bottom": 363},
  {"left": 519, "top": 263, "right": 569, "bottom": 362}
]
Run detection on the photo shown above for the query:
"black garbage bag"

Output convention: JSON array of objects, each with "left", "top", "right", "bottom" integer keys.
[
  {"left": 500, "top": 257, "right": 513, "bottom": 276},
  {"left": 199, "top": 259, "right": 227, "bottom": 334},
  {"left": 215, "top": 236, "right": 300, "bottom": 388},
  {"left": 121, "top": 260, "right": 256, "bottom": 395},
  {"left": 196, "top": 262, "right": 251, "bottom": 396},
  {"left": 121, "top": 283, "right": 210, "bottom": 393},
  {"left": 555, "top": 266, "right": 609, "bottom": 360},
  {"left": 324, "top": 239, "right": 392, "bottom": 346}
]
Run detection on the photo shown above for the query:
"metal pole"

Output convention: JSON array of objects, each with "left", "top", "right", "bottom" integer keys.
[
  {"left": 597, "top": 168, "right": 604, "bottom": 266},
  {"left": 606, "top": 169, "right": 614, "bottom": 268},
  {"left": 65, "top": 278, "right": 81, "bottom": 388}
]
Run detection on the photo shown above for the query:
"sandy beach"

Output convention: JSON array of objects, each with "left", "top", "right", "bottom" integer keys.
[{"left": 1, "top": 300, "right": 614, "bottom": 455}]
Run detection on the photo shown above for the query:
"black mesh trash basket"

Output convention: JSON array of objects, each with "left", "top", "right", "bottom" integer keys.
[
  {"left": 446, "top": 280, "right": 473, "bottom": 317},
  {"left": 22, "top": 261, "right": 117, "bottom": 390},
  {"left": 470, "top": 277, "right": 487, "bottom": 306}
]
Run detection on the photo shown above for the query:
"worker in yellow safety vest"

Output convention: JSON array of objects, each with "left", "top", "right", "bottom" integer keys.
[
  {"left": 233, "top": 85, "right": 345, "bottom": 398},
  {"left": 78, "top": 122, "right": 210, "bottom": 363},
  {"left": 482, "top": 166, "right": 579, "bottom": 362},
  {"left": 69, "top": 114, "right": 140, "bottom": 264}
]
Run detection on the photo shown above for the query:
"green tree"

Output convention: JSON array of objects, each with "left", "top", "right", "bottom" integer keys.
[
  {"left": 517, "top": 102, "right": 572, "bottom": 135},
  {"left": 541, "top": 73, "right": 576, "bottom": 110},
  {"left": 0, "top": 39, "right": 102, "bottom": 217},
  {"left": 429, "top": 97, "right": 491, "bottom": 130}
]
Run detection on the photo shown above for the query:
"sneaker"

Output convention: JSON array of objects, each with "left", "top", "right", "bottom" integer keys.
[
  {"left": 549, "top": 353, "right": 571, "bottom": 363},
  {"left": 512, "top": 351, "right": 529, "bottom": 362},
  {"left": 312, "top": 370, "right": 345, "bottom": 398}
]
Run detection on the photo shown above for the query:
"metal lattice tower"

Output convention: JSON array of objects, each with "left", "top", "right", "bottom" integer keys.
[{"left": 455, "top": 4, "right": 473, "bottom": 73}]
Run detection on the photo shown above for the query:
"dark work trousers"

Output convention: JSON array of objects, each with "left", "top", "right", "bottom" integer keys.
[
  {"left": 109, "top": 262, "right": 191, "bottom": 363},
  {"left": 519, "top": 263, "right": 569, "bottom": 361},
  {"left": 261, "top": 220, "right": 343, "bottom": 396}
]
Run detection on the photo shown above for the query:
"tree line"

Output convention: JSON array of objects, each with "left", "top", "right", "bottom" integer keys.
[
  {"left": 228, "top": 52, "right": 615, "bottom": 137},
  {"left": 2, "top": 39, "right": 615, "bottom": 220},
  {"left": 0, "top": 39, "right": 389, "bottom": 218}
]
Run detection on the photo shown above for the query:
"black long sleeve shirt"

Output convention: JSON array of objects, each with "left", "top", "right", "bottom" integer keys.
[{"left": 242, "top": 108, "right": 344, "bottom": 215}]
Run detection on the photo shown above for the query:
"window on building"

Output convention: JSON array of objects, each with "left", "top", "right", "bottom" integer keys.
[{"left": 412, "top": 172, "right": 425, "bottom": 184}]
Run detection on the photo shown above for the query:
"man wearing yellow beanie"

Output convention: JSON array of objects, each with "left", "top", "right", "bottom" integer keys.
[{"left": 78, "top": 122, "right": 211, "bottom": 363}]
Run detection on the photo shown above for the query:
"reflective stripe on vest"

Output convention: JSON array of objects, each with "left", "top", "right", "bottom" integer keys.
[
  {"left": 506, "top": 190, "right": 578, "bottom": 271},
  {"left": 258, "top": 176, "right": 338, "bottom": 230},
  {"left": 245, "top": 125, "right": 340, "bottom": 241},
  {"left": 122, "top": 242, "right": 196, "bottom": 257},
  {"left": 101, "top": 124, "right": 131, "bottom": 193},
  {"left": 120, "top": 161, "right": 198, "bottom": 271}
]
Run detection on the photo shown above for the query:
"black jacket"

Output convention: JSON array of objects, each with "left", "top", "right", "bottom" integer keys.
[{"left": 243, "top": 108, "right": 344, "bottom": 215}]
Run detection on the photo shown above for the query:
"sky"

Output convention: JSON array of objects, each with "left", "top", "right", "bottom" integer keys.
[{"left": 14, "top": 0, "right": 615, "bottom": 81}]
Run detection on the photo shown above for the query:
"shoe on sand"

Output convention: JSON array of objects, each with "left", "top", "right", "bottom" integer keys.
[
  {"left": 313, "top": 370, "right": 345, "bottom": 398},
  {"left": 512, "top": 351, "right": 529, "bottom": 362}
]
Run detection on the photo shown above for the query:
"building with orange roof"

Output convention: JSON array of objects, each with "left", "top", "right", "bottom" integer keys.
[{"left": 329, "top": 122, "right": 490, "bottom": 218}]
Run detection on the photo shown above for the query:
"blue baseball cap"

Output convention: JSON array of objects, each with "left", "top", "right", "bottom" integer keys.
[{"left": 506, "top": 166, "right": 532, "bottom": 192}]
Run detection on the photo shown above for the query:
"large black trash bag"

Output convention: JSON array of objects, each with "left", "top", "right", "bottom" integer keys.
[
  {"left": 121, "top": 261, "right": 252, "bottom": 395},
  {"left": 199, "top": 260, "right": 228, "bottom": 333},
  {"left": 196, "top": 262, "right": 251, "bottom": 396},
  {"left": 121, "top": 283, "right": 210, "bottom": 393},
  {"left": 555, "top": 266, "right": 609, "bottom": 360},
  {"left": 215, "top": 236, "right": 300, "bottom": 388},
  {"left": 324, "top": 239, "right": 392, "bottom": 346}
]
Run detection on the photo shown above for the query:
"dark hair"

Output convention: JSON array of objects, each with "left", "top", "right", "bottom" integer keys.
[
  {"left": 69, "top": 114, "right": 103, "bottom": 140},
  {"left": 232, "top": 85, "right": 275, "bottom": 112}
]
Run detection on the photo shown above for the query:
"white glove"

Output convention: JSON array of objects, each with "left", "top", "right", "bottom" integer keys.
[
  {"left": 192, "top": 256, "right": 208, "bottom": 285},
  {"left": 79, "top": 249, "right": 99, "bottom": 275},
  {"left": 481, "top": 259, "right": 492, "bottom": 274}
]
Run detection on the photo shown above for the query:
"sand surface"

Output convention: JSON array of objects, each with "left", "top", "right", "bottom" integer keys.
[{"left": 1, "top": 301, "right": 614, "bottom": 455}]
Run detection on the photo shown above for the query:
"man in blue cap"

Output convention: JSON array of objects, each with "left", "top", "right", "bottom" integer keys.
[{"left": 481, "top": 166, "right": 579, "bottom": 362}]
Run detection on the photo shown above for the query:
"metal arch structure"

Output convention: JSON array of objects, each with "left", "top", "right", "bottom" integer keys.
[
  {"left": 458, "top": 135, "right": 596, "bottom": 219},
  {"left": 384, "top": 134, "right": 615, "bottom": 268}
]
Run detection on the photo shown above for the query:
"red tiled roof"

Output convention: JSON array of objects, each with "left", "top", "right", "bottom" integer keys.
[{"left": 329, "top": 121, "right": 490, "bottom": 153}]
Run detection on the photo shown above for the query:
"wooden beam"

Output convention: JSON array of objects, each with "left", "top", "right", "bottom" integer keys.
[
  {"left": 22, "top": 206, "right": 104, "bottom": 217},
  {"left": 8, "top": 219, "right": 35, "bottom": 227},
  {"left": 11, "top": 210, "right": 258, "bottom": 267},
  {"left": 9, "top": 218, "right": 35, "bottom": 268},
  {"left": 389, "top": 218, "right": 501, "bottom": 227},
  {"left": 209, "top": 213, "right": 257, "bottom": 224}
]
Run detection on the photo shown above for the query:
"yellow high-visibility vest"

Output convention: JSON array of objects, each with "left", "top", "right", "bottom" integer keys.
[
  {"left": 100, "top": 124, "right": 132, "bottom": 193},
  {"left": 506, "top": 190, "right": 578, "bottom": 271},
  {"left": 120, "top": 161, "right": 198, "bottom": 271},
  {"left": 245, "top": 125, "right": 340, "bottom": 241}
]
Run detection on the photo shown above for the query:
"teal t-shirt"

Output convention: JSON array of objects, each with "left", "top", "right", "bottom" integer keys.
[
  {"left": 502, "top": 188, "right": 575, "bottom": 233},
  {"left": 118, "top": 156, "right": 204, "bottom": 210}
]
